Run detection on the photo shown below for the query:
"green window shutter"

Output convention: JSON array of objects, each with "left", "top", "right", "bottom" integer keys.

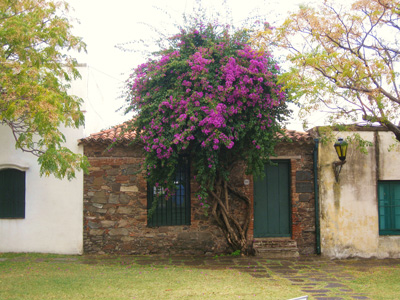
[
  {"left": 378, "top": 181, "right": 400, "bottom": 235},
  {"left": 0, "top": 169, "right": 26, "bottom": 218},
  {"left": 147, "top": 157, "right": 190, "bottom": 227}
]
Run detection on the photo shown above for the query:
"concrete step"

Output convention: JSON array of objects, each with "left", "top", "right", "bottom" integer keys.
[{"left": 253, "top": 238, "right": 299, "bottom": 258}]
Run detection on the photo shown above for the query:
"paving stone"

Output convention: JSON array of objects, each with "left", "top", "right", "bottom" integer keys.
[
  {"left": 325, "top": 283, "right": 348, "bottom": 288},
  {"left": 302, "top": 289, "right": 330, "bottom": 293},
  {"left": 309, "top": 277, "right": 332, "bottom": 282},
  {"left": 288, "top": 278, "right": 305, "bottom": 282},
  {"left": 266, "top": 265, "right": 286, "bottom": 269},
  {"left": 292, "top": 266, "right": 311, "bottom": 270},
  {"left": 272, "top": 269, "right": 299, "bottom": 274}
]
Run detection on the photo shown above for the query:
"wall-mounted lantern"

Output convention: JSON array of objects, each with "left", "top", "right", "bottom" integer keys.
[{"left": 333, "top": 137, "right": 348, "bottom": 182}]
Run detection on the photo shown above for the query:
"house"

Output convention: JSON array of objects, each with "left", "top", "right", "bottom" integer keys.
[
  {"left": 79, "top": 125, "right": 317, "bottom": 256},
  {"left": 0, "top": 124, "right": 84, "bottom": 254},
  {"left": 315, "top": 125, "right": 400, "bottom": 258},
  {"left": 0, "top": 65, "right": 91, "bottom": 255}
]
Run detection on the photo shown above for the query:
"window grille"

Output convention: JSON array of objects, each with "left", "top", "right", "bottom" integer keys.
[{"left": 147, "top": 157, "right": 190, "bottom": 226}]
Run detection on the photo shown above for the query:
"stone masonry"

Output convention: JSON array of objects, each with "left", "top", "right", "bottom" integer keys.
[
  {"left": 274, "top": 141, "right": 317, "bottom": 255},
  {"left": 81, "top": 129, "right": 316, "bottom": 256},
  {"left": 83, "top": 143, "right": 229, "bottom": 255}
]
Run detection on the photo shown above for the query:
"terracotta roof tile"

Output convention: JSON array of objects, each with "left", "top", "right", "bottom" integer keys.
[
  {"left": 80, "top": 124, "right": 314, "bottom": 145},
  {"left": 79, "top": 123, "right": 136, "bottom": 145},
  {"left": 278, "top": 129, "right": 315, "bottom": 144}
]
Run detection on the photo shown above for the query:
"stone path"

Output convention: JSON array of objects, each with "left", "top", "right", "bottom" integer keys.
[
  {"left": 5, "top": 254, "right": 400, "bottom": 299},
  {"left": 77, "top": 254, "right": 400, "bottom": 299}
]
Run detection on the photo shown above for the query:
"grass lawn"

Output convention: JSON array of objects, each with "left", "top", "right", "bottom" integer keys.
[
  {"left": 0, "top": 253, "right": 304, "bottom": 300},
  {"left": 346, "top": 266, "right": 400, "bottom": 299},
  {"left": 2, "top": 253, "right": 400, "bottom": 300}
]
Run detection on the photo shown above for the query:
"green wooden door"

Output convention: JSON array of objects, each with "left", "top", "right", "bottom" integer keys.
[{"left": 254, "top": 161, "right": 291, "bottom": 237}]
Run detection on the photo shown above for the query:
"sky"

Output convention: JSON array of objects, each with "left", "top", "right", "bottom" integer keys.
[{"left": 66, "top": 0, "right": 324, "bottom": 135}]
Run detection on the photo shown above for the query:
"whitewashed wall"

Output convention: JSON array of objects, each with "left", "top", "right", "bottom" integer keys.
[
  {"left": 318, "top": 129, "right": 400, "bottom": 258},
  {"left": 0, "top": 66, "right": 88, "bottom": 254}
]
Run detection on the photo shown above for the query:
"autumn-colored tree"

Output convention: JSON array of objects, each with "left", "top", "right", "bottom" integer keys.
[
  {"left": 124, "top": 21, "right": 290, "bottom": 254},
  {"left": 0, "top": 0, "right": 88, "bottom": 179},
  {"left": 260, "top": 0, "right": 400, "bottom": 141}
]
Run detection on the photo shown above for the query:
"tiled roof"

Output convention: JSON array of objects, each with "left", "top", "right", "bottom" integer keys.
[
  {"left": 278, "top": 129, "right": 315, "bottom": 144},
  {"left": 80, "top": 124, "right": 314, "bottom": 145},
  {"left": 79, "top": 123, "right": 136, "bottom": 145}
]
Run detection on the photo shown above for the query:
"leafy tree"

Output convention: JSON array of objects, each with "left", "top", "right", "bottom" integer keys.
[
  {"left": 124, "top": 21, "right": 291, "bottom": 254},
  {"left": 0, "top": 0, "right": 88, "bottom": 179},
  {"left": 261, "top": 0, "right": 400, "bottom": 141}
]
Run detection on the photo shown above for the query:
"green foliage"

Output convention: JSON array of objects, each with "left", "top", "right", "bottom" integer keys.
[
  {"left": 213, "top": 249, "right": 241, "bottom": 258},
  {"left": 388, "top": 138, "right": 400, "bottom": 152},
  {"left": 0, "top": 0, "right": 89, "bottom": 179},
  {"left": 317, "top": 125, "right": 373, "bottom": 155},
  {"left": 260, "top": 0, "right": 400, "bottom": 142},
  {"left": 125, "top": 19, "right": 291, "bottom": 207}
]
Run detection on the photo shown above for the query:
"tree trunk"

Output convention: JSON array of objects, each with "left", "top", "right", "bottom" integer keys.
[{"left": 208, "top": 175, "right": 254, "bottom": 255}]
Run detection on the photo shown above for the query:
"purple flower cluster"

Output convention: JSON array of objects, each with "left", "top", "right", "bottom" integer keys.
[{"left": 126, "top": 22, "right": 289, "bottom": 200}]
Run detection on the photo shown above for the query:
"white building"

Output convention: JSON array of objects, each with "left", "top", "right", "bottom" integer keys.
[{"left": 0, "top": 66, "right": 92, "bottom": 254}]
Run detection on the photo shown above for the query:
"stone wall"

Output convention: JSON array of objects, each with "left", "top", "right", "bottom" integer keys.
[
  {"left": 273, "top": 142, "right": 317, "bottom": 255},
  {"left": 83, "top": 140, "right": 316, "bottom": 255},
  {"left": 83, "top": 143, "right": 229, "bottom": 255}
]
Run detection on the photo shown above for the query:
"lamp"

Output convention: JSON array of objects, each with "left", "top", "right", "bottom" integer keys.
[{"left": 333, "top": 137, "right": 348, "bottom": 182}]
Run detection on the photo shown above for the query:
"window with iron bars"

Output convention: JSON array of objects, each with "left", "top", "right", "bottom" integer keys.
[{"left": 147, "top": 157, "right": 190, "bottom": 227}]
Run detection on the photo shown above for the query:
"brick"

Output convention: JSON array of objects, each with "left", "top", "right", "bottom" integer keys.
[
  {"left": 299, "top": 193, "right": 311, "bottom": 202},
  {"left": 296, "top": 170, "right": 312, "bottom": 181},
  {"left": 296, "top": 182, "right": 313, "bottom": 193}
]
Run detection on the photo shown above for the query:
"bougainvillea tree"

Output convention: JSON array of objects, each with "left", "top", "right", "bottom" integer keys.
[{"left": 124, "top": 21, "right": 291, "bottom": 254}]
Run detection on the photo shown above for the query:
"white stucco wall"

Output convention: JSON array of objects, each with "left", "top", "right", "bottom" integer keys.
[
  {"left": 0, "top": 66, "right": 87, "bottom": 254},
  {"left": 319, "top": 129, "right": 400, "bottom": 258},
  {"left": 0, "top": 125, "right": 84, "bottom": 254}
]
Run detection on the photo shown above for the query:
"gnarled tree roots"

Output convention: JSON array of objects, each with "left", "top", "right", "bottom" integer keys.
[{"left": 208, "top": 176, "right": 254, "bottom": 255}]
